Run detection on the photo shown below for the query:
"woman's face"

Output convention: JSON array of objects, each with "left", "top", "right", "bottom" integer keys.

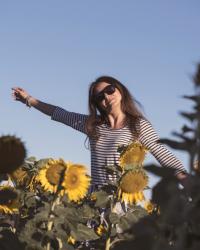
[{"left": 93, "top": 82, "right": 122, "bottom": 112}]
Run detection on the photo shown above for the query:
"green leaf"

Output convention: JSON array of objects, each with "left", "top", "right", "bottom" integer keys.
[
  {"left": 55, "top": 206, "right": 79, "bottom": 222},
  {"left": 35, "top": 158, "right": 53, "bottom": 170},
  {"left": 119, "top": 211, "right": 139, "bottom": 231},
  {"left": 77, "top": 204, "right": 96, "bottom": 223},
  {"left": 26, "top": 156, "right": 37, "bottom": 162},
  {"left": 94, "top": 191, "right": 110, "bottom": 208},
  {"left": 109, "top": 212, "right": 120, "bottom": 224},
  {"left": 66, "top": 220, "right": 77, "bottom": 233},
  {"left": 110, "top": 227, "right": 117, "bottom": 237},
  {"left": 131, "top": 205, "right": 148, "bottom": 218},
  {"left": 71, "top": 224, "right": 99, "bottom": 241},
  {"left": 61, "top": 242, "right": 75, "bottom": 250},
  {"left": 23, "top": 192, "right": 38, "bottom": 208}
]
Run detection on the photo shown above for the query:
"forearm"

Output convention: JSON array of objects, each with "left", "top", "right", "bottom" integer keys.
[
  {"left": 12, "top": 87, "right": 57, "bottom": 117},
  {"left": 147, "top": 142, "right": 187, "bottom": 175},
  {"left": 27, "top": 96, "right": 56, "bottom": 116},
  {"left": 138, "top": 118, "right": 187, "bottom": 175}
]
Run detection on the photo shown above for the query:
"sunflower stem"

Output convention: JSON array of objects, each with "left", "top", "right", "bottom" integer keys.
[
  {"left": 109, "top": 238, "right": 125, "bottom": 248},
  {"left": 105, "top": 237, "right": 111, "bottom": 250},
  {"left": 102, "top": 217, "right": 109, "bottom": 230},
  {"left": 46, "top": 196, "right": 60, "bottom": 250}
]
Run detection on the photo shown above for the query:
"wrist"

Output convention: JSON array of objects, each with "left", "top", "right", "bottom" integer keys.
[
  {"left": 25, "top": 95, "right": 32, "bottom": 108},
  {"left": 176, "top": 172, "right": 188, "bottom": 180}
]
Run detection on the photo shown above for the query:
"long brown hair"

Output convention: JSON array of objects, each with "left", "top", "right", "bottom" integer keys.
[{"left": 86, "top": 76, "right": 145, "bottom": 139}]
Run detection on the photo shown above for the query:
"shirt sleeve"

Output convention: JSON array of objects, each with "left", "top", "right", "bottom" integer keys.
[
  {"left": 137, "top": 118, "right": 187, "bottom": 175},
  {"left": 51, "top": 107, "right": 88, "bottom": 134}
]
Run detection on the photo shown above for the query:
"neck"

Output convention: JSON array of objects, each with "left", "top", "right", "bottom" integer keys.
[{"left": 107, "top": 109, "right": 127, "bottom": 129}]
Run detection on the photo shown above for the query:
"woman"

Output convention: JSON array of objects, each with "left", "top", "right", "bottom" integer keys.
[{"left": 12, "top": 76, "right": 188, "bottom": 187}]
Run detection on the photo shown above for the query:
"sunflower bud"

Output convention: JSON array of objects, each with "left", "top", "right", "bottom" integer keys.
[
  {"left": 0, "top": 186, "right": 19, "bottom": 214},
  {"left": 0, "top": 135, "right": 26, "bottom": 174}
]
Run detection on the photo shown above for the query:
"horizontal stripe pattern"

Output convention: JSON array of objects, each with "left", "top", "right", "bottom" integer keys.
[
  {"left": 137, "top": 119, "right": 186, "bottom": 175},
  {"left": 52, "top": 107, "right": 187, "bottom": 185},
  {"left": 51, "top": 107, "right": 88, "bottom": 133}
]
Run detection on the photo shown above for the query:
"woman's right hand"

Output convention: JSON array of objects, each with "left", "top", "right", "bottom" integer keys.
[
  {"left": 11, "top": 87, "right": 30, "bottom": 104},
  {"left": 11, "top": 87, "right": 56, "bottom": 115}
]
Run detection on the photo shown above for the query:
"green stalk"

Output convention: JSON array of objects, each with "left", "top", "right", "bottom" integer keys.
[
  {"left": 46, "top": 197, "right": 60, "bottom": 250},
  {"left": 105, "top": 237, "right": 111, "bottom": 250}
]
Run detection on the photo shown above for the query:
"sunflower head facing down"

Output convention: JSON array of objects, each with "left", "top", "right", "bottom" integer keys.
[
  {"left": 0, "top": 186, "right": 19, "bottom": 214},
  {"left": 119, "top": 141, "right": 148, "bottom": 170},
  {"left": 0, "top": 135, "right": 26, "bottom": 174},
  {"left": 118, "top": 169, "right": 148, "bottom": 204},
  {"left": 36, "top": 159, "right": 67, "bottom": 195},
  {"left": 63, "top": 163, "right": 91, "bottom": 202}
]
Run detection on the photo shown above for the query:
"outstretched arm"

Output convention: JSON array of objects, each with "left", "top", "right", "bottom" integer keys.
[
  {"left": 12, "top": 87, "right": 88, "bottom": 134},
  {"left": 12, "top": 87, "right": 56, "bottom": 116},
  {"left": 137, "top": 118, "right": 188, "bottom": 180}
]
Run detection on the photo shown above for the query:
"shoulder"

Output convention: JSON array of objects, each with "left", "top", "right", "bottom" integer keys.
[
  {"left": 135, "top": 117, "right": 159, "bottom": 140},
  {"left": 135, "top": 117, "right": 153, "bottom": 131}
]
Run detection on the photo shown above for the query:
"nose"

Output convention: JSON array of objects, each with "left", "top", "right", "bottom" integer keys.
[{"left": 104, "top": 93, "right": 110, "bottom": 101}]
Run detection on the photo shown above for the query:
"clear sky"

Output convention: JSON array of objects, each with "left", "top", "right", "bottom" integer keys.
[{"left": 1, "top": 1, "right": 200, "bottom": 192}]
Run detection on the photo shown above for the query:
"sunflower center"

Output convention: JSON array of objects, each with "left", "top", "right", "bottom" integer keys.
[
  {"left": 46, "top": 164, "right": 65, "bottom": 185},
  {"left": 120, "top": 143, "right": 147, "bottom": 168},
  {"left": 71, "top": 174, "right": 78, "bottom": 184},
  {"left": 120, "top": 172, "right": 148, "bottom": 193},
  {"left": 65, "top": 173, "right": 80, "bottom": 189}
]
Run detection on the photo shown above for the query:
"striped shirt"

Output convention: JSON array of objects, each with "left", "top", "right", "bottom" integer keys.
[{"left": 51, "top": 107, "right": 187, "bottom": 185}]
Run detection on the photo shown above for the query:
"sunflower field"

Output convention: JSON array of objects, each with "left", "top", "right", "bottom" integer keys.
[{"left": 0, "top": 63, "right": 200, "bottom": 250}]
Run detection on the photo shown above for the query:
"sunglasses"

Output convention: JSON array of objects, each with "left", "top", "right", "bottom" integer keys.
[{"left": 94, "top": 84, "right": 116, "bottom": 103}]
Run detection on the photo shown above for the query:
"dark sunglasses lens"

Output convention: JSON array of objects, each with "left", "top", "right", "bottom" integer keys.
[
  {"left": 95, "top": 85, "right": 116, "bottom": 102},
  {"left": 96, "top": 93, "right": 104, "bottom": 102},
  {"left": 105, "top": 85, "right": 115, "bottom": 95}
]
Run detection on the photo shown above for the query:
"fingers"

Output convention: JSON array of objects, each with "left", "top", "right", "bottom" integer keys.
[
  {"left": 12, "top": 91, "right": 20, "bottom": 101},
  {"left": 12, "top": 87, "right": 24, "bottom": 92},
  {"left": 11, "top": 87, "right": 27, "bottom": 101}
]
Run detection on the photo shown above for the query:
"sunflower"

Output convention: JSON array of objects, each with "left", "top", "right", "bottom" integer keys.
[
  {"left": 118, "top": 169, "right": 148, "bottom": 204},
  {"left": 96, "top": 224, "right": 107, "bottom": 236},
  {"left": 36, "top": 159, "right": 68, "bottom": 195},
  {"left": 0, "top": 186, "right": 19, "bottom": 214},
  {"left": 119, "top": 190, "right": 145, "bottom": 204},
  {"left": 62, "top": 163, "right": 90, "bottom": 202},
  {"left": 67, "top": 235, "right": 76, "bottom": 245},
  {"left": 90, "top": 192, "right": 97, "bottom": 201},
  {"left": 119, "top": 141, "right": 148, "bottom": 170},
  {"left": 144, "top": 200, "right": 155, "bottom": 214},
  {"left": 0, "top": 135, "right": 26, "bottom": 174}
]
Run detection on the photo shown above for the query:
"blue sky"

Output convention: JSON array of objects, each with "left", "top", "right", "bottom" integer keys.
[{"left": 1, "top": 1, "right": 200, "bottom": 191}]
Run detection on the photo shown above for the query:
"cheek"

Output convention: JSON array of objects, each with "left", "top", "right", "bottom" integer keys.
[{"left": 114, "top": 90, "right": 122, "bottom": 101}]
